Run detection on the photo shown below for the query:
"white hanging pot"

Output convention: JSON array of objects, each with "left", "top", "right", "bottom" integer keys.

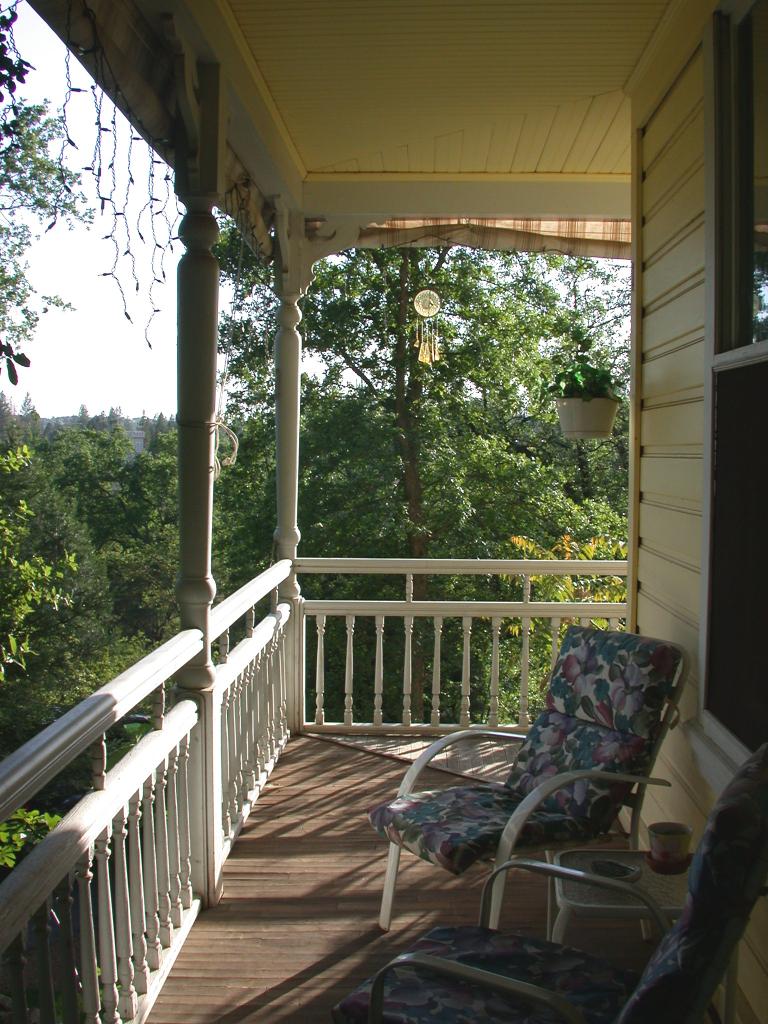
[{"left": 555, "top": 397, "right": 619, "bottom": 439}]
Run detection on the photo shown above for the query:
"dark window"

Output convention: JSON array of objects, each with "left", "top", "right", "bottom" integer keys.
[{"left": 706, "top": 361, "right": 768, "bottom": 751}]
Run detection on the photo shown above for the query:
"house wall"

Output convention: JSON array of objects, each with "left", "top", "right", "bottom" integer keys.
[{"left": 629, "top": 3, "right": 767, "bottom": 1021}]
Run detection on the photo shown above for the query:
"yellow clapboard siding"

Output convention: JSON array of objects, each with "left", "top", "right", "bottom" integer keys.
[
  {"left": 642, "top": 279, "right": 705, "bottom": 352},
  {"left": 639, "top": 502, "right": 702, "bottom": 566},
  {"left": 642, "top": 337, "right": 704, "bottom": 397},
  {"left": 640, "top": 454, "right": 703, "bottom": 507},
  {"left": 643, "top": 220, "right": 705, "bottom": 307},
  {"left": 640, "top": 396, "right": 703, "bottom": 448},
  {"left": 637, "top": 588, "right": 700, "bottom": 677},
  {"left": 637, "top": 546, "right": 700, "bottom": 619},
  {"left": 642, "top": 107, "right": 704, "bottom": 211},
  {"left": 642, "top": 165, "right": 705, "bottom": 261},
  {"left": 642, "top": 49, "right": 704, "bottom": 167}
]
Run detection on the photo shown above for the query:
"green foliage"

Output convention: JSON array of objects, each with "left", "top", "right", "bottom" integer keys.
[
  {"left": 0, "top": 807, "right": 60, "bottom": 869},
  {"left": 548, "top": 354, "right": 619, "bottom": 400},
  {"left": 0, "top": 446, "right": 75, "bottom": 679}
]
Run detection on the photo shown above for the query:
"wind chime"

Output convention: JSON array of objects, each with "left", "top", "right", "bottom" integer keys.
[{"left": 412, "top": 288, "right": 442, "bottom": 364}]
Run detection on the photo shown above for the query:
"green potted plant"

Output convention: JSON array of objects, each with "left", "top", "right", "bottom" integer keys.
[{"left": 548, "top": 353, "right": 620, "bottom": 439}]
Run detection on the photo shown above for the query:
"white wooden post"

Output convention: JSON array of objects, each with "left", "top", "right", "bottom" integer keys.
[
  {"left": 174, "top": 62, "right": 226, "bottom": 908},
  {"left": 274, "top": 211, "right": 312, "bottom": 732}
]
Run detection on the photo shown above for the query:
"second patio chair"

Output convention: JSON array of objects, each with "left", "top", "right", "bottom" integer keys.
[{"left": 369, "top": 625, "right": 685, "bottom": 930}]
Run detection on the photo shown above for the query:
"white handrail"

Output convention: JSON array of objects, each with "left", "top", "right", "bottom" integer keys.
[
  {"left": 0, "top": 700, "right": 198, "bottom": 953},
  {"left": 210, "top": 560, "right": 292, "bottom": 638},
  {"left": 296, "top": 557, "right": 627, "bottom": 576},
  {"left": 214, "top": 604, "right": 290, "bottom": 696},
  {"left": 0, "top": 629, "right": 203, "bottom": 823},
  {"left": 303, "top": 600, "right": 627, "bottom": 618}
]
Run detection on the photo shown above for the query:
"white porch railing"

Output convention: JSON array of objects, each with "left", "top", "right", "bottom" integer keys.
[
  {"left": 297, "top": 558, "right": 628, "bottom": 734},
  {"left": 0, "top": 560, "right": 292, "bottom": 1024}
]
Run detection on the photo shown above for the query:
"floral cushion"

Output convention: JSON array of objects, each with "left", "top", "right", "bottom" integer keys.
[
  {"left": 506, "top": 712, "right": 654, "bottom": 832},
  {"left": 332, "top": 925, "right": 637, "bottom": 1024},
  {"left": 368, "top": 784, "right": 600, "bottom": 875},
  {"left": 544, "top": 626, "right": 682, "bottom": 740},
  {"left": 617, "top": 742, "right": 768, "bottom": 1024}
]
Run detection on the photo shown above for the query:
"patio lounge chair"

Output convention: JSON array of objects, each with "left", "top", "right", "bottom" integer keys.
[
  {"left": 335, "top": 742, "right": 768, "bottom": 1024},
  {"left": 369, "top": 626, "right": 685, "bottom": 930}
]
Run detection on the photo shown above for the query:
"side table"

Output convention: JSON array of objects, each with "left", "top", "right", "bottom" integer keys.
[{"left": 551, "top": 848, "right": 689, "bottom": 944}]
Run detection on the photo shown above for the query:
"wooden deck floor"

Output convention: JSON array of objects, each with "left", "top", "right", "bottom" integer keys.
[{"left": 148, "top": 736, "right": 654, "bottom": 1023}]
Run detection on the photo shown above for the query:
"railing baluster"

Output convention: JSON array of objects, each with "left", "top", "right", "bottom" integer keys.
[
  {"left": 55, "top": 874, "right": 80, "bottom": 1024},
  {"left": 112, "top": 806, "right": 137, "bottom": 1019},
  {"left": 402, "top": 615, "right": 413, "bottom": 727},
  {"left": 430, "top": 616, "right": 443, "bottom": 727},
  {"left": 220, "top": 689, "right": 232, "bottom": 838},
  {"left": 519, "top": 576, "right": 532, "bottom": 729},
  {"left": 152, "top": 685, "right": 165, "bottom": 730},
  {"left": 3, "top": 932, "right": 28, "bottom": 1024},
  {"left": 242, "top": 661, "right": 256, "bottom": 795},
  {"left": 91, "top": 734, "right": 107, "bottom": 791},
  {"left": 265, "top": 641, "right": 276, "bottom": 764},
  {"left": 75, "top": 849, "right": 102, "bottom": 1024},
  {"left": 489, "top": 616, "right": 501, "bottom": 728},
  {"left": 127, "top": 791, "right": 150, "bottom": 995},
  {"left": 344, "top": 615, "right": 355, "bottom": 726},
  {"left": 228, "top": 676, "right": 240, "bottom": 828},
  {"left": 166, "top": 746, "right": 184, "bottom": 928},
  {"left": 141, "top": 775, "right": 162, "bottom": 970},
  {"left": 32, "top": 902, "right": 56, "bottom": 1024},
  {"left": 460, "top": 616, "right": 472, "bottom": 727},
  {"left": 374, "top": 615, "right": 385, "bottom": 727},
  {"left": 218, "top": 626, "right": 230, "bottom": 664},
  {"left": 177, "top": 734, "right": 194, "bottom": 909},
  {"left": 314, "top": 614, "right": 326, "bottom": 725},
  {"left": 550, "top": 616, "right": 562, "bottom": 671},
  {"left": 153, "top": 758, "right": 174, "bottom": 948},
  {"left": 254, "top": 652, "right": 267, "bottom": 779},
  {"left": 94, "top": 827, "right": 121, "bottom": 1024},
  {"left": 278, "top": 628, "right": 288, "bottom": 744},
  {"left": 610, "top": 615, "right": 620, "bottom": 630}
]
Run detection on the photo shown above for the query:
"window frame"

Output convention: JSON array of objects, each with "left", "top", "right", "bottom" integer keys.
[{"left": 697, "top": 1, "right": 767, "bottom": 788}]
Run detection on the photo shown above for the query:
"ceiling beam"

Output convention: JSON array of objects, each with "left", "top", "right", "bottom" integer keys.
[{"left": 302, "top": 174, "right": 631, "bottom": 222}]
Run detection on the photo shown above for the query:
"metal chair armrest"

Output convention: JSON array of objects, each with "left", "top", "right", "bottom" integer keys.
[
  {"left": 367, "top": 951, "right": 587, "bottom": 1024},
  {"left": 480, "top": 856, "right": 673, "bottom": 933},
  {"left": 397, "top": 729, "right": 526, "bottom": 796},
  {"left": 495, "top": 770, "right": 670, "bottom": 860}
]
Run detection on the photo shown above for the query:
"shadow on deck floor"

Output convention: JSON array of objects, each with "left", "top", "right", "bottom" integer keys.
[{"left": 148, "top": 736, "right": 654, "bottom": 1023}]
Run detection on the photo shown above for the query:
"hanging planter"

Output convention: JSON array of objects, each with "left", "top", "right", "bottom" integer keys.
[
  {"left": 555, "top": 396, "right": 619, "bottom": 439},
  {"left": 549, "top": 355, "right": 621, "bottom": 439}
]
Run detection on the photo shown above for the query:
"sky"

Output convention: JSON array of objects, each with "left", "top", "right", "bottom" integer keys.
[{"left": 0, "top": 2, "right": 200, "bottom": 418}]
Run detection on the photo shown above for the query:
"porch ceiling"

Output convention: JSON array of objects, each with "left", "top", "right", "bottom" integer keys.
[{"left": 201, "top": 0, "right": 672, "bottom": 222}]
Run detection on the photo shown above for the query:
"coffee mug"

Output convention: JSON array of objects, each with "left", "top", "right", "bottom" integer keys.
[{"left": 648, "top": 821, "right": 692, "bottom": 866}]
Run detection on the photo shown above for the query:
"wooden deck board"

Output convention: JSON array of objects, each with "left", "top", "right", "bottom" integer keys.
[{"left": 147, "top": 736, "right": 653, "bottom": 1024}]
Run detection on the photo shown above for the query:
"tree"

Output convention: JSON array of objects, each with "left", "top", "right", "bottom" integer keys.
[
  {"left": 0, "top": 9, "right": 88, "bottom": 384},
  {"left": 214, "top": 238, "right": 631, "bottom": 719},
  {"left": 0, "top": 446, "right": 74, "bottom": 680}
]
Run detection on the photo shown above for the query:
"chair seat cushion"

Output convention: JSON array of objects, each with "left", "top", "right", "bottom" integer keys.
[
  {"left": 368, "top": 784, "right": 600, "bottom": 874},
  {"left": 332, "top": 925, "right": 637, "bottom": 1024}
]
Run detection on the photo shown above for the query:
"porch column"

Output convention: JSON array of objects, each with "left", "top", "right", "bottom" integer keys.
[
  {"left": 273, "top": 214, "right": 312, "bottom": 730},
  {"left": 173, "top": 62, "right": 226, "bottom": 907},
  {"left": 174, "top": 195, "right": 223, "bottom": 907}
]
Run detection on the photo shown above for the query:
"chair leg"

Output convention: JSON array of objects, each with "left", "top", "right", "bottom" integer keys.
[
  {"left": 485, "top": 866, "right": 507, "bottom": 930},
  {"left": 378, "top": 843, "right": 401, "bottom": 931}
]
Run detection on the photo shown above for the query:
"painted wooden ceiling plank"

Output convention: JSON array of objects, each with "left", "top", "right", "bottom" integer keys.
[
  {"left": 484, "top": 116, "right": 526, "bottom": 173},
  {"left": 562, "top": 91, "right": 626, "bottom": 172},
  {"left": 536, "top": 99, "right": 592, "bottom": 172}
]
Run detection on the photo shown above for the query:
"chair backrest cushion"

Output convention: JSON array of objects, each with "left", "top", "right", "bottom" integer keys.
[
  {"left": 507, "top": 711, "right": 654, "bottom": 830},
  {"left": 505, "top": 628, "right": 683, "bottom": 828},
  {"left": 546, "top": 626, "right": 683, "bottom": 740},
  {"left": 617, "top": 743, "right": 768, "bottom": 1024}
]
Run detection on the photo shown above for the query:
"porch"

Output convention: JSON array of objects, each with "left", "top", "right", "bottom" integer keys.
[
  {"left": 146, "top": 736, "right": 648, "bottom": 1024},
  {"left": 0, "top": 556, "right": 629, "bottom": 1022}
]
